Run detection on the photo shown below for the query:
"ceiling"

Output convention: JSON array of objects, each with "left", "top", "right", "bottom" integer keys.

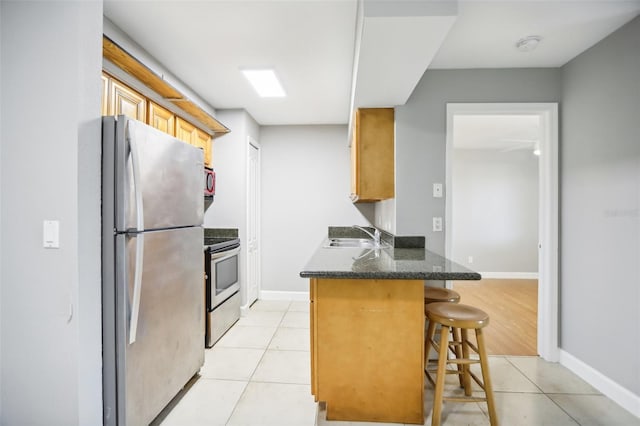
[
  {"left": 103, "top": 0, "right": 640, "bottom": 126},
  {"left": 430, "top": 1, "right": 640, "bottom": 69}
]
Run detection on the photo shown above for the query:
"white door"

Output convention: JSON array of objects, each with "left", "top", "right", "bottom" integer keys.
[{"left": 247, "top": 139, "right": 260, "bottom": 305}]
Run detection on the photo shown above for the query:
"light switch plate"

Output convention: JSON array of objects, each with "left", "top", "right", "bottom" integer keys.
[{"left": 43, "top": 220, "right": 60, "bottom": 249}]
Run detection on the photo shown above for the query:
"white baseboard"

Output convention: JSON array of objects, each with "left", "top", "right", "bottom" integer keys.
[
  {"left": 240, "top": 303, "right": 251, "bottom": 317},
  {"left": 259, "top": 290, "right": 309, "bottom": 301},
  {"left": 559, "top": 349, "right": 640, "bottom": 418},
  {"left": 479, "top": 272, "right": 539, "bottom": 280}
]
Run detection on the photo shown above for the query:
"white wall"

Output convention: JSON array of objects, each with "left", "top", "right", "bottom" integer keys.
[
  {"left": 452, "top": 149, "right": 538, "bottom": 273},
  {"left": 205, "top": 109, "right": 260, "bottom": 308},
  {"left": 560, "top": 16, "right": 640, "bottom": 396},
  {"left": 392, "top": 68, "right": 561, "bottom": 255},
  {"left": 374, "top": 198, "right": 396, "bottom": 234},
  {"left": 0, "top": 2, "right": 103, "bottom": 425},
  {"left": 260, "top": 125, "right": 370, "bottom": 293}
]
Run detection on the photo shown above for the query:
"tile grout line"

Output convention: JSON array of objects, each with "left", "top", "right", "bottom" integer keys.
[
  {"left": 544, "top": 394, "right": 583, "bottom": 426},
  {"left": 503, "top": 356, "right": 546, "bottom": 394},
  {"left": 181, "top": 302, "right": 626, "bottom": 426},
  {"left": 224, "top": 303, "right": 295, "bottom": 426},
  {"left": 502, "top": 357, "right": 584, "bottom": 426}
]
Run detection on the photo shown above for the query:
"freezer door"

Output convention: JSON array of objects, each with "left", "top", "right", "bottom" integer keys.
[
  {"left": 114, "top": 226, "right": 204, "bottom": 426},
  {"left": 108, "top": 115, "right": 204, "bottom": 231}
]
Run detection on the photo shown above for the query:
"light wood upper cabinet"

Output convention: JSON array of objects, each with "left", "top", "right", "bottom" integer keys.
[
  {"left": 101, "top": 74, "right": 109, "bottom": 116},
  {"left": 194, "top": 128, "right": 212, "bottom": 168},
  {"left": 176, "top": 117, "right": 212, "bottom": 168},
  {"left": 175, "top": 116, "right": 196, "bottom": 144},
  {"left": 103, "top": 35, "right": 229, "bottom": 137},
  {"left": 102, "top": 72, "right": 214, "bottom": 168},
  {"left": 350, "top": 108, "right": 395, "bottom": 202},
  {"left": 109, "top": 79, "right": 146, "bottom": 122},
  {"left": 148, "top": 101, "right": 175, "bottom": 136}
]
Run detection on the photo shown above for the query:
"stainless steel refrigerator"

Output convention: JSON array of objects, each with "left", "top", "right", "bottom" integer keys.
[{"left": 102, "top": 115, "right": 205, "bottom": 426}]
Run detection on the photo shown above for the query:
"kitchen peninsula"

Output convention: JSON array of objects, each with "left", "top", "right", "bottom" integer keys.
[{"left": 300, "top": 230, "right": 480, "bottom": 425}]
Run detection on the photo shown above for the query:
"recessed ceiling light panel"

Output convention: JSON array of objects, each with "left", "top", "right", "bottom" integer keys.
[
  {"left": 516, "top": 36, "right": 542, "bottom": 52},
  {"left": 241, "top": 69, "right": 286, "bottom": 98}
]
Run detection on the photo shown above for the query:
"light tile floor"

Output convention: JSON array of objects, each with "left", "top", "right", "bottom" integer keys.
[{"left": 154, "top": 300, "right": 640, "bottom": 426}]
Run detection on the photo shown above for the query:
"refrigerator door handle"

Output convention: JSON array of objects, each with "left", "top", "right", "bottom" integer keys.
[
  {"left": 127, "top": 120, "right": 145, "bottom": 232},
  {"left": 129, "top": 233, "right": 144, "bottom": 344},
  {"left": 126, "top": 120, "right": 145, "bottom": 344}
]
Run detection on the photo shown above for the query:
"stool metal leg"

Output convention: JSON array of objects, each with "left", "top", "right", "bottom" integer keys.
[
  {"left": 476, "top": 328, "right": 498, "bottom": 426},
  {"left": 431, "top": 325, "right": 450, "bottom": 426}
]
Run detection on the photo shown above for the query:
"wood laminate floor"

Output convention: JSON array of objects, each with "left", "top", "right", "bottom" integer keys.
[{"left": 452, "top": 278, "right": 538, "bottom": 356}]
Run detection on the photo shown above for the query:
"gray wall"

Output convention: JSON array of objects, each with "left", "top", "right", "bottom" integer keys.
[
  {"left": 560, "top": 16, "right": 640, "bottom": 395},
  {"left": 393, "top": 68, "right": 561, "bottom": 254},
  {"left": 452, "top": 149, "right": 538, "bottom": 273},
  {"left": 205, "top": 109, "right": 260, "bottom": 308},
  {"left": 260, "top": 125, "right": 370, "bottom": 293},
  {"left": 0, "top": 2, "right": 3, "bottom": 419},
  {"left": 0, "top": 2, "right": 103, "bottom": 425}
]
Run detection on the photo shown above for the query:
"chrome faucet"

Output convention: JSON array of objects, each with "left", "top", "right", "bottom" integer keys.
[{"left": 352, "top": 225, "right": 381, "bottom": 247}]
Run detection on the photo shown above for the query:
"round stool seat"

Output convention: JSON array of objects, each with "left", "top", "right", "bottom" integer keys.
[
  {"left": 426, "top": 302, "right": 489, "bottom": 329},
  {"left": 424, "top": 302, "right": 497, "bottom": 425},
  {"left": 424, "top": 287, "right": 460, "bottom": 304}
]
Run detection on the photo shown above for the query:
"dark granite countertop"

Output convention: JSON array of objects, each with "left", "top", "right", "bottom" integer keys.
[{"left": 300, "top": 239, "right": 481, "bottom": 281}]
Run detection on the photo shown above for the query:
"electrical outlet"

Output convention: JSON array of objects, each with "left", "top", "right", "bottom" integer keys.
[
  {"left": 432, "top": 217, "right": 443, "bottom": 232},
  {"left": 433, "top": 183, "right": 443, "bottom": 198},
  {"left": 468, "top": 256, "right": 473, "bottom": 264}
]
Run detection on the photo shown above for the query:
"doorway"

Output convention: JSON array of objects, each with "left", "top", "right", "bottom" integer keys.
[{"left": 445, "top": 103, "right": 559, "bottom": 361}]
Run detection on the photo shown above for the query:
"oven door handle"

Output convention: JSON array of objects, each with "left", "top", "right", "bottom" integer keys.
[{"left": 210, "top": 246, "right": 241, "bottom": 260}]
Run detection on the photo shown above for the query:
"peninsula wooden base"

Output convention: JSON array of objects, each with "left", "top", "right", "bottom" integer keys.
[{"left": 309, "top": 278, "right": 424, "bottom": 425}]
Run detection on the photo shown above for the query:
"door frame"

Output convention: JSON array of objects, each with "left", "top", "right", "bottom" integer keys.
[
  {"left": 445, "top": 103, "right": 559, "bottom": 362},
  {"left": 246, "top": 136, "right": 261, "bottom": 307}
]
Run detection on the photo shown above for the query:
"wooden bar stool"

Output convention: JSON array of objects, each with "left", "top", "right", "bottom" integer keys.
[
  {"left": 424, "top": 302, "right": 498, "bottom": 426},
  {"left": 424, "top": 286, "right": 461, "bottom": 305},
  {"left": 424, "top": 287, "right": 463, "bottom": 386}
]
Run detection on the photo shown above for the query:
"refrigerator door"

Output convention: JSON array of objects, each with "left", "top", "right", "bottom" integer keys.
[
  {"left": 108, "top": 115, "right": 204, "bottom": 232},
  {"left": 111, "top": 226, "right": 204, "bottom": 426}
]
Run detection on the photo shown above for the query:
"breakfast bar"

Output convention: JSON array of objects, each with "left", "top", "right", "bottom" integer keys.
[{"left": 300, "top": 236, "right": 480, "bottom": 425}]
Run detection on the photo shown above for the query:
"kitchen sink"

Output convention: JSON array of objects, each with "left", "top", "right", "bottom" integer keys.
[{"left": 323, "top": 238, "right": 389, "bottom": 249}]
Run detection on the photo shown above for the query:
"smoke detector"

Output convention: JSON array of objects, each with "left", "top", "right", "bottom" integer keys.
[{"left": 516, "top": 36, "right": 542, "bottom": 52}]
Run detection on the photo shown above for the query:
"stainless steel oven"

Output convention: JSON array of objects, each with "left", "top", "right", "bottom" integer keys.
[{"left": 204, "top": 238, "right": 241, "bottom": 347}]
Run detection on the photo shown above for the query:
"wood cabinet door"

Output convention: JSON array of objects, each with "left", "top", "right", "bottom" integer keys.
[
  {"left": 350, "top": 108, "right": 395, "bottom": 202},
  {"left": 314, "top": 278, "right": 424, "bottom": 424},
  {"left": 109, "top": 79, "right": 146, "bottom": 121},
  {"left": 101, "top": 73, "right": 109, "bottom": 116},
  {"left": 102, "top": 74, "right": 214, "bottom": 167},
  {"left": 175, "top": 117, "right": 196, "bottom": 144},
  {"left": 148, "top": 101, "right": 175, "bottom": 136},
  {"left": 194, "top": 128, "right": 212, "bottom": 168},
  {"left": 176, "top": 117, "right": 212, "bottom": 167}
]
